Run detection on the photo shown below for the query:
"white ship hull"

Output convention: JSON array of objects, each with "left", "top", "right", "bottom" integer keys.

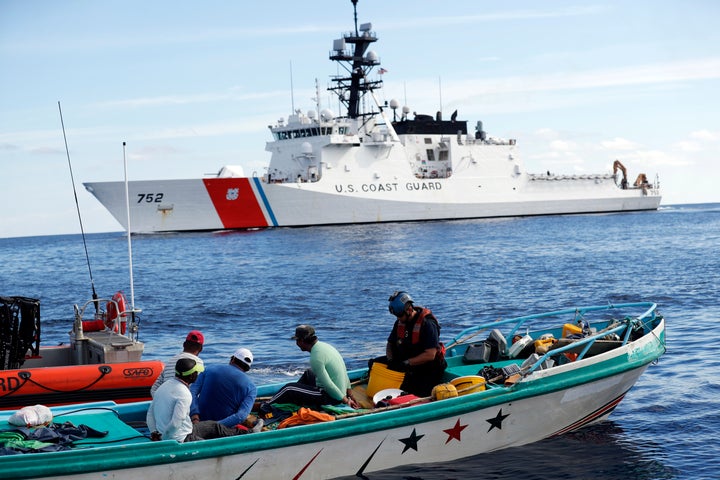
[{"left": 84, "top": 171, "right": 660, "bottom": 233}]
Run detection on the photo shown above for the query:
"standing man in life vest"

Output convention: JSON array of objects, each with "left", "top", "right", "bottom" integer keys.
[{"left": 385, "top": 290, "right": 446, "bottom": 396}]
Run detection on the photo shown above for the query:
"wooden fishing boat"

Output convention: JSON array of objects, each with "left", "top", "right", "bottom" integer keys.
[
  {"left": 0, "top": 294, "right": 163, "bottom": 411},
  {"left": 0, "top": 302, "right": 665, "bottom": 479}
]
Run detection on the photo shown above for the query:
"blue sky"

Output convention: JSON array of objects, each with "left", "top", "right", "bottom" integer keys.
[{"left": 1, "top": 0, "right": 718, "bottom": 238}]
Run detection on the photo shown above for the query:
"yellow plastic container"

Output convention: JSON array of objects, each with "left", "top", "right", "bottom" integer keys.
[
  {"left": 432, "top": 383, "right": 458, "bottom": 400},
  {"left": 366, "top": 362, "right": 405, "bottom": 397},
  {"left": 562, "top": 323, "right": 583, "bottom": 338},
  {"left": 450, "top": 375, "right": 487, "bottom": 395},
  {"left": 534, "top": 337, "right": 556, "bottom": 354}
]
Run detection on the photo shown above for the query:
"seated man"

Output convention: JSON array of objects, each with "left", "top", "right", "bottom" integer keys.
[
  {"left": 190, "top": 348, "right": 258, "bottom": 429},
  {"left": 268, "top": 325, "right": 358, "bottom": 409},
  {"left": 147, "top": 358, "right": 248, "bottom": 442}
]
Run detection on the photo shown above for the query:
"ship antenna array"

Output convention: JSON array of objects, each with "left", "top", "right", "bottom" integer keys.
[{"left": 58, "top": 101, "right": 99, "bottom": 313}]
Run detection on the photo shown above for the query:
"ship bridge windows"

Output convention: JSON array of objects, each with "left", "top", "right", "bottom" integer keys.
[
  {"left": 270, "top": 124, "right": 353, "bottom": 141},
  {"left": 273, "top": 126, "right": 335, "bottom": 141},
  {"left": 426, "top": 149, "right": 435, "bottom": 161}
]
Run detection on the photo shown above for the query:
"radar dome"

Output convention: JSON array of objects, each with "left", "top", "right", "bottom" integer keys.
[
  {"left": 320, "top": 109, "right": 334, "bottom": 121},
  {"left": 366, "top": 51, "right": 378, "bottom": 62},
  {"left": 301, "top": 142, "right": 313, "bottom": 155},
  {"left": 389, "top": 99, "right": 400, "bottom": 109}
]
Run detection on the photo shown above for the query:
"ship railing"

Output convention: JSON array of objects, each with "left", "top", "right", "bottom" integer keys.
[{"left": 528, "top": 173, "right": 614, "bottom": 181}]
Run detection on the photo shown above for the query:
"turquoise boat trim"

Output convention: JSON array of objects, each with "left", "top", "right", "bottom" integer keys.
[{"left": 448, "top": 301, "right": 657, "bottom": 352}]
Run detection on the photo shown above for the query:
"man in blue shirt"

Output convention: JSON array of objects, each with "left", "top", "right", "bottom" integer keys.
[{"left": 190, "top": 348, "right": 258, "bottom": 429}]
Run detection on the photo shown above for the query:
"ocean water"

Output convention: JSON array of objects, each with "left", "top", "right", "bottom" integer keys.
[{"left": 1, "top": 203, "right": 719, "bottom": 479}]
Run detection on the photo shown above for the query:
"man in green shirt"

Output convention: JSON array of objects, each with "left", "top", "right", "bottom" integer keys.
[{"left": 269, "top": 325, "right": 358, "bottom": 409}]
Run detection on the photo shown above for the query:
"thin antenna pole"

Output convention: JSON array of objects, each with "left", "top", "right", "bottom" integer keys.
[
  {"left": 438, "top": 76, "right": 443, "bottom": 115},
  {"left": 290, "top": 60, "right": 295, "bottom": 113},
  {"left": 352, "top": 0, "right": 359, "bottom": 35},
  {"left": 403, "top": 82, "right": 407, "bottom": 108},
  {"left": 58, "top": 101, "right": 99, "bottom": 312},
  {"left": 314, "top": 78, "right": 321, "bottom": 118},
  {"left": 122, "top": 142, "right": 135, "bottom": 313}
]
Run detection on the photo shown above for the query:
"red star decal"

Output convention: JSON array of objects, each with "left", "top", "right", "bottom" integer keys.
[{"left": 443, "top": 418, "right": 468, "bottom": 444}]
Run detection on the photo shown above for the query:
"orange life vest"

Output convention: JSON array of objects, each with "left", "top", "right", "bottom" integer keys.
[{"left": 395, "top": 308, "right": 446, "bottom": 359}]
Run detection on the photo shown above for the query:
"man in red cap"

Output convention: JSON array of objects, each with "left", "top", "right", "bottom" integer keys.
[{"left": 151, "top": 330, "right": 205, "bottom": 397}]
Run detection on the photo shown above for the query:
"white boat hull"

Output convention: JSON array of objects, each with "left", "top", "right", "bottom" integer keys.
[{"left": 36, "top": 366, "right": 648, "bottom": 480}]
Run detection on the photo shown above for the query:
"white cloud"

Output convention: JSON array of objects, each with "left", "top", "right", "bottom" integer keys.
[
  {"left": 91, "top": 90, "right": 284, "bottom": 109},
  {"left": 133, "top": 119, "right": 266, "bottom": 141},
  {"left": 28, "top": 146, "right": 64, "bottom": 155},
  {"left": 443, "top": 57, "right": 720, "bottom": 107},
  {"left": 622, "top": 149, "right": 691, "bottom": 167},
  {"left": 673, "top": 141, "right": 702, "bottom": 153},
  {"left": 534, "top": 128, "right": 559, "bottom": 139},
  {"left": 690, "top": 129, "right": 720, "bottom": 142},
  {"left": 601, "top": 137, "right": 641, "bottom": 150},
  {"left": 549, "top": 139, "right": 576, "bottom": 151}
]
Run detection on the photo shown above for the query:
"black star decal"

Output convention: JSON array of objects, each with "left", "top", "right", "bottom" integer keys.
[
  {"left": 398, "top": 428, "right": 425, "bottom": 453},
  {"left": 486, "top": 408, "right": 510, "bottom": 432}
]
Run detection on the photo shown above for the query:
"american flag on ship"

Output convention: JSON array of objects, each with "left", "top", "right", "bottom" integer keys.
[{"left": 378, "top": 68, "right": 388, "bottom": 74}]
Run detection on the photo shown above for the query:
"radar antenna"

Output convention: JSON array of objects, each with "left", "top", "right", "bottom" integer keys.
[{"left": 329, "top": 0, "right": 382, "bottom": 119}]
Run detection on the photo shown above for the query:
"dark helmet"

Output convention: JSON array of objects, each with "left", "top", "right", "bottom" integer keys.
[{"left": 388, "top": 291, "right": 413, "bottom": 316}]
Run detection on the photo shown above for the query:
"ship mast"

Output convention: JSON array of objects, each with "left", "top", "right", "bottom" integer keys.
[{"left": 328, "top": 0, "right": 382, "bottom": 119}]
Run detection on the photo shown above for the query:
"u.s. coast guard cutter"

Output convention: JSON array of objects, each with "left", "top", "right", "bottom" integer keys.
[{"left": 84, "top": 1, "right": 661, "bottom": 234}]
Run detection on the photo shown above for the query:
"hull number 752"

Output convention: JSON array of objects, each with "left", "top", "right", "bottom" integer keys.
[{"left": 137, "top": 193, "right": 164, "bottom": 203}]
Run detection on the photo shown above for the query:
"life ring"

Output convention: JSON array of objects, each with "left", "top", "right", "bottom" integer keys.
[{"left": 105, "top": 291, "right": 127, "bottom": 334}]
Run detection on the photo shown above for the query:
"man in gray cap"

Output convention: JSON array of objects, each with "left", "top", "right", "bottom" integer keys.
[{"left": 268, "top": 325, "right": 358, "bottom": 408}]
